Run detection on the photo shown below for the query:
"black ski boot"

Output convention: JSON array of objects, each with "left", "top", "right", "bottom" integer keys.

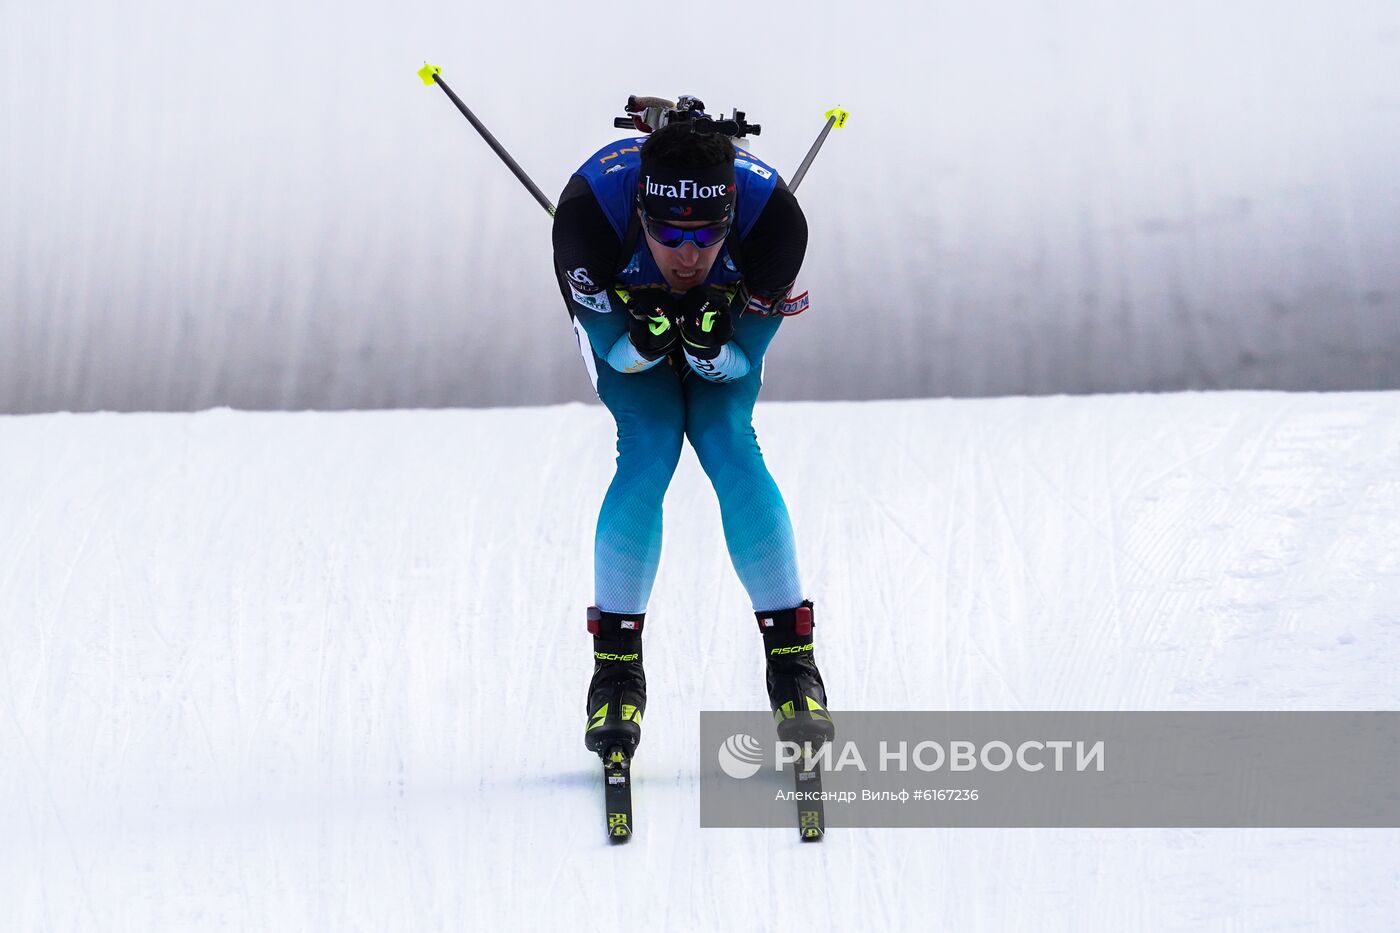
[
  {"left": 584, "top": 606, "right": 647, "bottom": 757},
  {"left": 757, "top": 600, "right": 835, "bottom": 746}
]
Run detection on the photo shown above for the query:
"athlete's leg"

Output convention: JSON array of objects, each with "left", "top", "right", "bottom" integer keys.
[
  {"left": 682, "top": 313, "right": 803, "bottom": 612},
  {"left": 587, "top": 345, "right": 686, "bottom": 615}
]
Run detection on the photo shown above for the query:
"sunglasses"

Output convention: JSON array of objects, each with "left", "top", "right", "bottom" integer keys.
[{"left": 640, "top": 213, "right": 732, "bottom": 249}]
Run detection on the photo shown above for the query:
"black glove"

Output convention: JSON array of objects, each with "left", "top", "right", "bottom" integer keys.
[
  {"left": 625, "top": 287, "right": 680, "bottom": 360},
  {"left": 677, "top": 286, "right": 734, "bottom": 360}
]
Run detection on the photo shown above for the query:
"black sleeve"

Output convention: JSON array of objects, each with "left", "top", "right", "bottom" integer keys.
[
  {"left": 551, "top": 175, "right": 622, "bottom": 313},
  {"left": 738, "top": 182, "right": 808, "bottom": 299}
]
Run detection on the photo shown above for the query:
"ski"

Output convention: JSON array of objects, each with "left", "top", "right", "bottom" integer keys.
[
  {"left": 603, "top": 746, "right": 634, "bottom": 843},
  {"left": 793, "top": 750, "right": 826, "bottom": 841}
]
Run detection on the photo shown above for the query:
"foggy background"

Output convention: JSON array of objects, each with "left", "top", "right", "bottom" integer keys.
[{"left": 2, "top": 0, "right": 1398, "bottom": 413}]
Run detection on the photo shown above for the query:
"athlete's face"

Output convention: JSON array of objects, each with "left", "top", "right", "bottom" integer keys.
[{"left": 640, "top": 211, "right": 727, "bottom": 292}]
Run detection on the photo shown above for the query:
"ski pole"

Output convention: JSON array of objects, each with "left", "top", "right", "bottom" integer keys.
[
  {"left": 418, "top": 63, "right": 556, "bottom": 216},
  {"left": 789, "top": 106, "right": 850, "bottom": 193}
]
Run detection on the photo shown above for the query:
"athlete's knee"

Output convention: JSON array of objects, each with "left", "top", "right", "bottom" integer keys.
[
  {"left": 617, "top": 421, "right": 685, "bottom": 478},
  {"left": 686, "top": 414, "right": 762, "bottom": 475}
]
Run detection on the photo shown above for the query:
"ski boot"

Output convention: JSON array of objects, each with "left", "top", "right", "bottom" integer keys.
[
  {"left": 757, "top": 600, "right": 835, "bottom": 747},
  {"left": 584, "top": 606, "right": 647, "bottom": 758}
]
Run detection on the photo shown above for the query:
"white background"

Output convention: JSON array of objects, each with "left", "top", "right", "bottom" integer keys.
[{"left": 3, "top": 0, "right": 1399, "bottom": 412}]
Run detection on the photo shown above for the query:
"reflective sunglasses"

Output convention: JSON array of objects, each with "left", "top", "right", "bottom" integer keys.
[{"left": 640, "top": 213, "right": 732, "bottom": 249}]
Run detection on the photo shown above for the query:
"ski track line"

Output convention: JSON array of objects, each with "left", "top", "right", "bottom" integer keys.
[
  {"left": 970, "top": 446, "right": 1032, "bottom": 709},
  {"left": 1122, "top": 398, "right": 1254, "bottom": 503},
  {"left": 1020, "top": 416, "right": 1174, "bottom": 587},
  {"left": 0, "top": 421, "right": 74, "bottom": 612},
  {"left": 5, "top": 685, "right": 101, "bottom": 930},
  {"left": 1106, "top": 398, "right": 1235, "bottom": 703},
  {"left": 1205, "top": 400, "right": 1400, "bottom": 704},
  {"left": 1096, "top": 414, "right": 1129, "bottom": 707},
  {"left": 1181, "top": 396, "right": 1312, "bottom": 692},
  {"left": 961, "top": 419, "right": 988, "bottom": 708},
  {"left": 312, "top": 528, "right": 336, "bottom": 768},
  {"left": 1220, "top": 396, "right": 1302, "bottom": 520},
  {"left": 939, "top": 430, "right": 972, "bottom": 709},
  {"left": 1126, "top": 400, "right": 1263, "bottom": 679},
  {"left": 35, "top": 483, "right": 107, "bottom": 713},
  {"left": 980, "top": 441, "right": 1052, "bottom": 615},
  {"left": 938, "top": 475, "right": 969, "bottom": 703}
]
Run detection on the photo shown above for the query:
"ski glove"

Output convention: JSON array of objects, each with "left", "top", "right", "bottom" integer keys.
[
  {"left": 625, "top": 286, "right": 681, "bottom": 360},
  {"left": 677, "top": 286, "right": 734, "bottom": 360}
]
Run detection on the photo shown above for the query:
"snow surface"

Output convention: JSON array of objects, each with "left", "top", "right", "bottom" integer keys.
[{"left": 2, "top": 392, "right": 1399, "bottom": 930}]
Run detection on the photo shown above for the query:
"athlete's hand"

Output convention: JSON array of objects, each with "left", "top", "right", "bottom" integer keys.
[
  {"left": 677, "top": 286, "right": 734, "bottom": 360},
  {"left": 625, "top": 287, "right": 680, "bottom": 360}
]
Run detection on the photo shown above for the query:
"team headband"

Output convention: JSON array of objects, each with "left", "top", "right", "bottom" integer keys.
[{"left": 636, "top": 160, "right": 737, "bottom": 224}]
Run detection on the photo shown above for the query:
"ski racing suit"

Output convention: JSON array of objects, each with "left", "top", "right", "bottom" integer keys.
[{"left": 551, "top": 137, "right": 810, "bottom": 616}]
